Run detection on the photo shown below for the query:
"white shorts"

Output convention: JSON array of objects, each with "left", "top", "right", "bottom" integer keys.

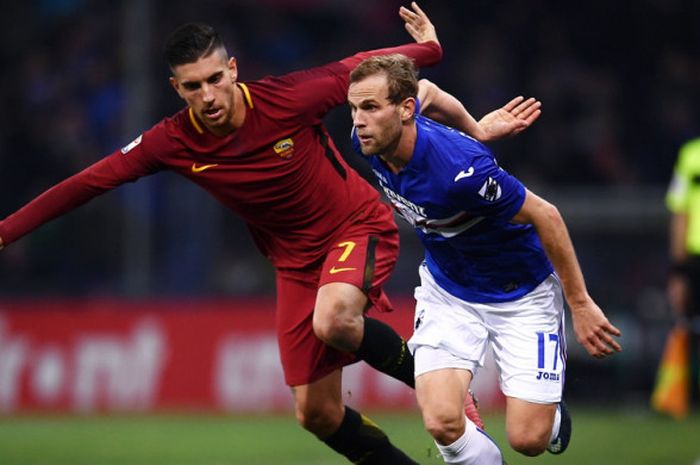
[{"left": 408, "top": 263, "right": 566, "bottom": 404}]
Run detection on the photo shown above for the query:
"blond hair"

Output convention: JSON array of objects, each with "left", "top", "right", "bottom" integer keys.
[{"left": 349, "top": 54, "right": 418, "bottom": 104}]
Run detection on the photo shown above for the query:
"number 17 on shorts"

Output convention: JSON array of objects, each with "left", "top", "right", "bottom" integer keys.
[{"left": 536, "top": 332, "right": 563, "bottom": 382}]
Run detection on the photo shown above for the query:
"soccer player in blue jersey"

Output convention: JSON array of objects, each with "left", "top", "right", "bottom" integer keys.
[{"left": 347, "top": 54, "right": 623, "bottom": 464}]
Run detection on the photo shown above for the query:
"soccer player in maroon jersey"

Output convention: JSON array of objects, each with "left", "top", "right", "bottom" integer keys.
[{"left": 0, "top": 4, "right": 538, "bottom": 463}]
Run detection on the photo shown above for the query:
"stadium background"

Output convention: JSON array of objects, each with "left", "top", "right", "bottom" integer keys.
[{"left": 0, "top": 0, "right": 699, "bottom": 463}]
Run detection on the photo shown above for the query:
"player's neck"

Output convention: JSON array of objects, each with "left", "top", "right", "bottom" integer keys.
[
  {"left": 380, "top": 123, "right": 416, "bottom": 174},
  {"left": 205, "top": 84, "right": 247, "bottom": 137},
  {"left": 230, "top": 84, "right": 247, "bottom": 130}
]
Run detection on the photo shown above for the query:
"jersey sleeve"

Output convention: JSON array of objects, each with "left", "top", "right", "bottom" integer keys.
[
  {"left": 0, "top": 123, "right": 168, "bottom": 246},
  {"left": 339, "top": 41, "right": 442, "bottom": 74},
  {"left": 283, "top": 41, "right": 442, "bottom": 125},
  {"left": 448, "top": 154, "right": 526, "bottom": 222}
]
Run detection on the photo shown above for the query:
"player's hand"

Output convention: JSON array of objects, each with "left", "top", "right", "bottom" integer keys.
[
  {"left": 0, "top": 236, "right": 4, "bottom": 251},
  {"left": 477, "top": 96, "right": 542, "bottom": 142},
  {"left": 400, "top": 2, "right": 439, "bottom": 46},
  {"left": 570, "top": 299, "right": 622, "bottom": 358}
]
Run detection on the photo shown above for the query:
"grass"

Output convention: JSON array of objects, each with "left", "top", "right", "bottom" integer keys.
[{"left": 0, "top": 408, "right": 698, "bottom": 465}]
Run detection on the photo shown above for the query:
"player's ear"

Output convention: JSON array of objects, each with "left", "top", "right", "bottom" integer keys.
[
  {"left": 228, "top": 57, "right": 238, "bottom": 83},
  {"left": 169, "top": 76, "right": 185, "bottom": 100},
  {"left": 400, "top": 97, "right": 416, "bottom": 122}
]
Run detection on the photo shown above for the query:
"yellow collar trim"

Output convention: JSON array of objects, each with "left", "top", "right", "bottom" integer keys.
[
  {"left": 188, "top": 107, "right": 204, "bottom": 134},
  {"left": 237, "top": 82, "right": 254, "bottom": 109},
  {"left": 188, "top": 84, "right": 251, "bottom": 135}
]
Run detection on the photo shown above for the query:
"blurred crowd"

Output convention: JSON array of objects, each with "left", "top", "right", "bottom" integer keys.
[{"left": 0, "top": 0, "right": 699, "bottom": 297}]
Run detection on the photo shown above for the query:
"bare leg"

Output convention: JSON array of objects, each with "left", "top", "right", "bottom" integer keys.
[{"left": 505, "top": 396, "right": 558, "bottom": 456}]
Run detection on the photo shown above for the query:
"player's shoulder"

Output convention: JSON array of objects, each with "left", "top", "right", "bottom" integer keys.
[
  {"left": 418, "top": 116, "right": 490, "bottom": 156},
  {"left": 417, "top": 117, "right": 494, "bottom": 174},
  {"left": 160, "top": 109, "right": 193, "bottom": 140},
  {"left": 252, "top": 59, "right": 344, "bottom": 92},
  {"left": 135, "top": 108, "right": 192, "bottom": 153},
  {"left": 674, "top": 137, "right": 700, "bottom": 175},
  {"left": 445, "top": 153, "right": 501, "bottom": 196},
  {"left": 242, "top": 76, "right": 307, "bottom": 120},
  {"left": 681, "top": 136, "right": 700, "bottom": 152},
  {"left": 679, "top": 137, "right": 700, "bottom": 161}
]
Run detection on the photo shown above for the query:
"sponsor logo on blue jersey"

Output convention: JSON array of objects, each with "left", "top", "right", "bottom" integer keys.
[
  {"left": 380, "top": 184, "right": 484, "bottom": 238},
  {"left": 478, "top": 177, "right": 502, "bottom": 202}
]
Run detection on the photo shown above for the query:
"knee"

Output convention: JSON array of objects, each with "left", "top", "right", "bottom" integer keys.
[
  {"left": 312, "top": 307, "right": 346, "bottom": 344},
  {"left": 295, "top": 402, "right": 343, "bottom": 438},
  {"left": 422, "top": 410, "right": 465, "bottom": 445},
  {"left": 507, "top": 427, "right": 550, "bottom": 457},
  {"left": 312, "top": 300, "right": 361, "bottom": 350}
]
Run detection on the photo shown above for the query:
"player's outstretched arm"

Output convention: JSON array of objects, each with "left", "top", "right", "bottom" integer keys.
[
  {"left": 400, "top": 2, "right": 440, "bottom": 46},
  {"left": 417, "top": 78, "right": 482, "bottom": 138},
  {"left": 418, "top": 79, "right": 541, "bottom": 142},
  {"left": 512, "top": 189, "right": 622, "bottom": 358},
  {"left": 0, "top": 236, "right": 3, "bottom": 251},
  {"left": 339, "top": 1, "right": 443, "bottom": 76}
]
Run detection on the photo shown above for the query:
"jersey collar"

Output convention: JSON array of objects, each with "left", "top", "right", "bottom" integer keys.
[{"left": 186, "top": 82, "right": 254, "bottom": 135}]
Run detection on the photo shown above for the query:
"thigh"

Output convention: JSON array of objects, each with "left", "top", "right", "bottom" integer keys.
[
  {"left": 409, "top": 263, "right": 490, "bottom": 376},
  {"left": 488, "top": 275, "right": 566, "bottom": 404},
  {"left": 313, "top": 282, "right": 368, "bottom": 350},
  {"left": 276, "top": 272, "right": 355, "bottom": 386},
  {"left": 505, "top": 396, "right": 557, "bottom": 442},
  {"left": 318, "top": 208, "right": 399, "bottom": 313},
  {"left": 416, "top": 364, "right": 473, "bottom": 422}
]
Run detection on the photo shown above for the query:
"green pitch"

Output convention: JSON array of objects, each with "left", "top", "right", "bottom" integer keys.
[{"left": 0, "top": 409, "right": 698, "bottom": 465}]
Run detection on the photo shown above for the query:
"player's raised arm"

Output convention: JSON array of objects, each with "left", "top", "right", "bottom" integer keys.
[
  {"left": 417, "top": 78, "right": 482, "bottom": 137},
  {"left": 294, "top": 3, "right": 442, "bottom": 122},
  {"left": 399, "top": 2, "right": 439, "bottom": 46},
  {"left": 512, "top": 189, "right": 622, "bottom": 358},
  {"left": 417, "top": 78, "right": 542, "bottom": 141},
  {"left": 403, "top": 2, "right": 541, "bottom": 141},
  {"left": 339, "top": 3, "right": 442, "bottom": 72}
]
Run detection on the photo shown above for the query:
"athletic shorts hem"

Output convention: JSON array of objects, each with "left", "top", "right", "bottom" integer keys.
[
  {"left": 413, "top": 344, "right": 479, "bottom": 378},
  {"left": 500, "top": 387, "right": 562, "bottom": 405}
]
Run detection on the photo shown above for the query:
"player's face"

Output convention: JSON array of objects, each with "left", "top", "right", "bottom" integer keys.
[
  {"left": 169, "top": 49, "right": 238, "bottom": 134},
  {"left": 348, "top": 74, "right": 405, "bottom": 156}
]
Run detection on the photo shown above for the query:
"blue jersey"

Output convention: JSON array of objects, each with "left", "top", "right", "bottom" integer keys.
[{"left": 352, "top": 115, "right": 553, "bottom": 303}]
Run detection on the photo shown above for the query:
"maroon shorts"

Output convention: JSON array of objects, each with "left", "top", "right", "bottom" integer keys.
[{"left": 275, "top": 203, "right": 399, "bottom": 386}]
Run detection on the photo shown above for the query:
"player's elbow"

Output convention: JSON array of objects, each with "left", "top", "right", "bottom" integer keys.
[
  {"left": 540, "top": 200, "right": 563, "bottom": 225},
  {"left": 514, "top": 192, "right": 562, "bottom": 227},
  {"left": 528, "top": 194, "right": 564, "bottom": 228}
]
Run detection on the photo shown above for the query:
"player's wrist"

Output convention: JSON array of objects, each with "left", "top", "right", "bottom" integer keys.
[
  {"left": 566, "top": 292, "right": 593, "bottom": 311},
  {"left": 471, "top": 122, "right": 491, "bottom": 143}
]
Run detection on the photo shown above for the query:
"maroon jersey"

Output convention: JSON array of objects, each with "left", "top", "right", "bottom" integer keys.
[{"left": 0, "top": 42, "right": 441, "bottom": 269}]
